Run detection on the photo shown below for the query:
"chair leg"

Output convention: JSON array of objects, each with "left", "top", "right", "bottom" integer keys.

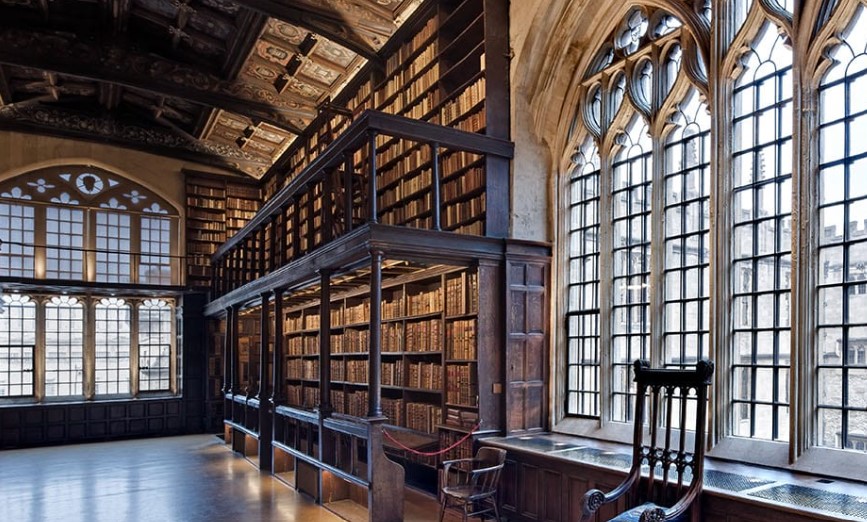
[
  {"left": 462, "top": 503, "right": 468, "bottom": 522},
  {"left": 438, "top": 495, "right": 447, "bottom": 522},
  {"left": 492, "top": 498, "right": 502, "bottom": 522}
]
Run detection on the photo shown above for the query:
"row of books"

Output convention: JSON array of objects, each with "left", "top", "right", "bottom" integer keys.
[
  {"left": 378, "top": 140, "right": 431, "bottom": 176},
  {"left": 346, "top": 359, "right": 368, "bottom": 383},
  {"left": 380, "top": 193, "right": 432, "bottom": 227},
  {"left": 401, "top": 91, "right": 440, "bottom": 121},
  {"left": 385, "top": 17, "right": 437, "bottom": 76},
  {"left": 331, "top": 329, "right": 369, "bottom": 354},
  {"left": 440, "top": 429, "right": 473, "bottom": 462},
  {"left": 285, "top": 384, "right": 321, "bottom": 410},
  {"left": 189, "top": 220, "right": 226, "bottom": 232},
  {"left": 187, "top": 185, "right": 226, "bottom": 198},
  {"left": 286, "top": 359, "right": 319, "bottom": 380},
  {"left": 189, "top": 231, "right": 224, "bottom": 243},
  {"left": 382, "top": 397, "right": 404, "bottom": 426},
  {"left": 446, "top": 363, "right": 477, "bottom": 406},
  {"left": 441, "top": 77, "right": 486, "bottom": 125},
  {"left": 442, "top": 150, "right": 483, "bottom": 177},
  {"left": 406, "top": 319, "right": 442, "bottom": 352},
  {"left": 407, "top": 285, "right": 443, "bottom": 316},
  {"left": 445, "top": 408, "right": 479, "bottom": 429},
  {"left": 444, "top": 271, "right": 478, "bottom": 316},
  {"left": 187, "top": 196, "right": 225, "bottom": 209},
  {"left": 286, "top": 334, "right": 318, "bottom": 356},
  {"left": 331, "top": 389, "right": 368, "bottom": 417},
  {"left": 382, "top": 323, "right": 401, "bottom": 352},
  {"left": 382, "top": 293, "right": 403, "bottom": 320},
  {"left": 444, "top": 193, "right": 485, "bottom": 226},
  {"left": 407, "top": 402, "right": 442, "bottom": 434},
  {"left": 447, "top": 319, "right": 477, "bottom": 360},
  {"left": 443, "top": 167, "right": 484, "bottom": 202},
  {"left": 379, "top": 63, "right": 440, "bottom": 114},
  {"left": 378, "top": 170, "right": 432, "bottom": 208},
  {"left": 226, "top": 197, "right": 259, "bottom": 211},
  {"left": 382, "top": 361, "right": 403, "bottom": 386},
  {"left": 452, "top": 107, "right": 486, "bottom": 134},
  {"left": 408, "top": 361, "right": 443, "bottom": 390},
  {"left": 451, "top": 220, "right": 484, "bottom": 235}
]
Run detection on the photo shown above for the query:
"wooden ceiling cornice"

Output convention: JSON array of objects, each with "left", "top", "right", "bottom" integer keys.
[{"left": 0, "top": 0, "right": 421, "bottom": 179}]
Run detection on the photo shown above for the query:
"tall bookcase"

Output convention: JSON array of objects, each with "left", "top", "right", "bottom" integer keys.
[
  {"left": 185, "top": 174, "right": 261, "bottom": 288},
  {"left": 260, "top": 0, "right": 509, "bottom": 237},
  {"left": 279, "top": 265, "right": 488, "bottom": 475}
]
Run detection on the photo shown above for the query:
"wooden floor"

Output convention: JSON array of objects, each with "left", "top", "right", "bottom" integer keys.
[
  {"left": 0, "top": 434, "right": 466, "bottom": 522},
  {"left": 0, "top": 434, "right": 344, "bottom": 522}
]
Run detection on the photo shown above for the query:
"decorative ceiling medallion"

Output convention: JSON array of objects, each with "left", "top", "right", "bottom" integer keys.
[
  {"left": 314, "top": 39, "right": 356, "bottom": 68},
  {"left": 299, "top": 60, "right": 340, "bottom": 86},
  {"left": 280, "top": 77, "right": 324, "bottom": 99},
  {"left": 267, "top": 21, "right": 309, "bottom": 46},
  {"left": 247, "top": 63, "right": 280, "bottom": 82},
  {"left": 256, "top": 41, "right": 294, "bottom": 66}
]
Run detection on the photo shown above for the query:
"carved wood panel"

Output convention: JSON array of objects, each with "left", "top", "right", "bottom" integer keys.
[{"left": 505, "top": 242, "right": 551, "bottom": 435}]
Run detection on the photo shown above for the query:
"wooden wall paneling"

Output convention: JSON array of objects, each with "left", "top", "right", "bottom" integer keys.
[{"left": 504, "top": 241, "right": 551, "bottom": 435}]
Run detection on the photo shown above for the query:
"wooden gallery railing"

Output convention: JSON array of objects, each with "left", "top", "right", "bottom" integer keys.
[
  {"left": 209, "top": 110, "right": 513, "bottom": 298},
  {"left": 209, "top": 110, "right": 513, "bottom": 522}
]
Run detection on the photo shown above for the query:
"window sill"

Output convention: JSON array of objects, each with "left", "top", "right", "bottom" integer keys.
[
  {"left": 0, "top": 394, "right": 182, "bottom": 408},
  {"left": 484, "top": 432, "right": 867, "bottom": 521}
]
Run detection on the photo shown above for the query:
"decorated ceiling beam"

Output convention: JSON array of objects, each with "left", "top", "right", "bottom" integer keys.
[
  {"left": 0, "top": 27, "right": 315, "bottom": 134},
  {"left": 0, "top": 103, "right": 270, "bottom": 177},
  {"left": 102, "top": 0, "right": 132, "bottom": 36},
  {"left": 231, "top": 0, "right": 385, "bottom": 61},
  {"left": 222, "top": 11, "right": 269, "bottom": 80}
]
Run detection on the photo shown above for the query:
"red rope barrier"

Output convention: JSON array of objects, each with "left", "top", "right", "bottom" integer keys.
[{"left": 382, "top": 423, "right": 481, "bottom": 457}]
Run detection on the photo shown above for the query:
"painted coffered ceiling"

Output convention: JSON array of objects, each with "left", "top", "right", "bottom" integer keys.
[{"left": 0, "top": 0, "right": 422, "bottom": 178}]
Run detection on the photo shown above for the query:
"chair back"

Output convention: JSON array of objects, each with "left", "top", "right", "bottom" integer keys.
[
  {"left": 472, "top": 447, "right": 506, "bottom": 494},
  {"left": 628, "top": 359, "right": 714, "bottom": 510}
]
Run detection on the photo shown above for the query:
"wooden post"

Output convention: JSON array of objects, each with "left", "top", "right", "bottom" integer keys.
[
  {"left": 291, "top": 199, "right": 300, "bottom": 259},
  {"left": 271, "top": 287, "right": 285, "bottom": 451},
  {"left": 259, "top": 226, "right": 267, "bottom": 279},
  {"left": 222, "top": 306, "right": 233, "bottom": 401},
  {"left": 318, "top": 269, "right": 333, "bottom": 415},
  {"left": 306, "top": 186, "right": 315, "bottom": 250},
  {"left": 323, "top": 171, "right": 334, "bottom": 243},
  {"left": 368, "top": 249, "right": 382, "bottom": 417},
  {"left": 317, "top": 269, "right": 335, "bottom": 497},
  {"left": 269, "top": 216, "right": 278, "bottom": 272},
  {"left": 368, "top": 131, "right": 378, "bottom": 223},
  {"left": 431, "top": 142, "right": 442, "bottom": 231},
  {"left": 258, "top": 291, "right": 272, "bottom": 471},
  {"left": 271, "top": 288, "right": 285, "bottom": 406},
  {"left": 229, "top": 304, "right": 240, "bottom": 423},
  {"left": 344, "top": 152, "right": 354, "bottom": 232}
]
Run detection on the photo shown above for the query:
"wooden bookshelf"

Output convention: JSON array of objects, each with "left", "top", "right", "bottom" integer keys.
[
  {"left": 259, "top": 0, "right": 509, "bottom": 241},
  {"left": 278, "top": 264, "right": 482, "bottom": 469},
  {"left": 185, "top": 174, "right": 261, "bottom": 288}
]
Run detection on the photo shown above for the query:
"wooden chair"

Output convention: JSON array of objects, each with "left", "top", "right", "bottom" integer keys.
[
  {"left": 438, "top": 446, "right": 507, "bottom": 522},
  {"left": 581, "top": 359, "right": 714, "bottom": 522}
]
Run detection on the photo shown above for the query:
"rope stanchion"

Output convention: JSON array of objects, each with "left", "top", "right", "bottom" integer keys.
[{"left": 382, "top": 423, "right": 481, "bottom": 457}]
